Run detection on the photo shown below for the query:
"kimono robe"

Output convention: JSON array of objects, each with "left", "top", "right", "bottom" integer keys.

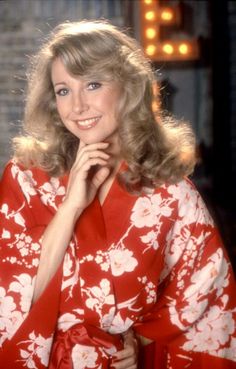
[{"left": 0, "top": 160, "right": 235, "bottom": 369}]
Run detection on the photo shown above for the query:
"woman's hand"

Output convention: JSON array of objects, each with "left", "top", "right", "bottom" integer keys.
[
  {"left": 111, "top": 329, "right": 138, "bottom": 369},
  {"left": 63, "top": 141, "right": 110, "bottom": 217}
]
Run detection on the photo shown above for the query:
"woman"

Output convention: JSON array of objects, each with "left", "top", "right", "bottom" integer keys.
[{"left": 0, "top": 20, "right": 235, "bottom": 369}]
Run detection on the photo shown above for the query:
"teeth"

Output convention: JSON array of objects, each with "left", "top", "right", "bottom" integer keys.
[{"left": 77, "top": 117, "right": 100, "bottom": 126}]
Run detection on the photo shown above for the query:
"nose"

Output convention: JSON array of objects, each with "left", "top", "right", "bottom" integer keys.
[{"left": 72, "top": 91, "right": 89, "bottom": 114}]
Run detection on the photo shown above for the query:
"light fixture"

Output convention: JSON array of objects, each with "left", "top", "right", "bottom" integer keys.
[
  {"left": 146, "top": 44, "right": 156, "bottom": 56},
  {"left": 160, "top": 8, "right": 174, "bottom": 22},
  {"left": 163, "top": 43, "right": 174, "bottom": 55},
  {"left": 179, "top": 43, "right": 189, "bottom": 55},
  {"left": 145, "top": 10, "right": 156, "bottom": 21},
  {"left": 140, "top": 0, "right": 199, "bottom": 61},
  {"left": 146, "top": 27, "right": 157, "bottom": 39}
]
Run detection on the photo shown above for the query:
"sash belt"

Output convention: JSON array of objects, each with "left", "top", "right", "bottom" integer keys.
[{"left": 48, "top": 323, "right": 123, "bottom": 369}]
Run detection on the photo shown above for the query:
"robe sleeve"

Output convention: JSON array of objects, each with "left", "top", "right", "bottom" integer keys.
[
  {"left": 134, "top": 181, "right": 236, "bottom": 368},
  {"left": 0, "top": 161, "right": 65, "bottom": 369},
  {"left": 0, "top": 161, "right": 58, "bottom": 343}
]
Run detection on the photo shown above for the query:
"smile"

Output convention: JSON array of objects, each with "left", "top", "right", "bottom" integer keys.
[{"left": 76, "top": 116, "right": 101, "bottom": 130}]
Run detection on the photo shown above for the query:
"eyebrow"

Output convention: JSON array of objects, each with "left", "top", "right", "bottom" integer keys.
[{"left": 53, "top": 82, "right": 67, "bottom": 87}]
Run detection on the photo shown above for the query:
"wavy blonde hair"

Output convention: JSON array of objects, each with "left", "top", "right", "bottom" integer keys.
[{"left": 13, "top": 20, "right": 196, "bottom": 189}]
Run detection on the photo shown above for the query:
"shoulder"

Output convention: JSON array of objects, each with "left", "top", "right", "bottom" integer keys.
[
  {"left": 1, "top": 159, "right": 67, "bottom": 210},
  {"left": 157, "top": 177, "right": 199, "bottom": 203},
  {"left": 148, "top": 177, "right": 199, "bottom": 205},
  {"left": 151, "top": 177, "right": 215, "bottom": 227},
  {"left": 1, "top": 159, "right": 67, "bottom": 196},
  {"left": 1, "top": 159, "right": 54, "bottom": 184}
]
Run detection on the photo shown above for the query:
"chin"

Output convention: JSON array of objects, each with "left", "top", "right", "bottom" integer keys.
[
  {"left": 79, "top": 135, "right": 110, "bottom": 145},
  {"left": 81, "top": 137, "right": 102, "bottom": 145}
]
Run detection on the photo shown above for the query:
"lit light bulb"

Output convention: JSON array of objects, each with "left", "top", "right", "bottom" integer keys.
[
  {"left": 161, "top": 9, "right": 174, "bottom": 21},
  {"left": 179, "top": 43, "right": 189, "bottom": 54},
  {"left": 146, "top": 28, "right": 156, "bottom": 39},
  {"left": 144, "top": 0, "right": 153, "bottom": 4},
  {"left": 146, "top": 44, "right": 156, "bottom": 56},
  {"left": 145, "top": 11, "right": 155, "bottom": 21},
  {"left": 163, "top": 43, "right": 174, "bottom": 54}
]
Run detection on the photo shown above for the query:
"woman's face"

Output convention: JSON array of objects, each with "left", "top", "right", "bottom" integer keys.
[{"left": 51, "top": 58, "right": 122, "bottom": 146}]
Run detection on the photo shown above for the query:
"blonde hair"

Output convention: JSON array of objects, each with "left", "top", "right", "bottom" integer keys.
[{"left": 13, "top": 20, "right": 196, "bottom": 190}]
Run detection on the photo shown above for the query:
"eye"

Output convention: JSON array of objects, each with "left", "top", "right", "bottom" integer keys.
[
  {"left": 87, "top": 82, "right": 102, "bottom": 91},
  {"left": 55, "top": 88, "right": 69, "bottom": 96}
]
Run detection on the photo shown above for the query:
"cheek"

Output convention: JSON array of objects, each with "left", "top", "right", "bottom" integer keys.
[
  {"left": 103, "top": 93, "right": 121, "bottom": 116},
  {"left": 56, "top": 100, "right": 67, "bottom": 118}
]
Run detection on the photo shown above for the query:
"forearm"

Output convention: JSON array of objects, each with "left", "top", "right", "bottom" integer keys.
[
  {"left": 32, "top": 202, "right": 83, "bottom": 303},
  {"left": 33, "top": 142, "right": 111, "bottom": 303}
]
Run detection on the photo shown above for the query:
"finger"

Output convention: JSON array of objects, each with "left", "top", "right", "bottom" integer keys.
[
  {"left": 112, "top": 346, "right": 136, "bottom": 361},
  {"left": 71, "top": 149, "right": 110, "bottom": 177},
  {"left": 73, "top": 143, "right": 108, "bottom": 167},
  {"left": 112, "top": 364, "right": 137, "bottom": 369},
  {"left": 75, "top": 158, "right": 109, "bottom": 181},
  {"left": 76, "top": 150, "right": 110, "bottom": 171},
  {"left": 70, "top": 156, "right": 109, "bottom": 185},
  {"left": 68, "top": 158, "right": 109, "bottom": 189},
  {"left": 111, "top": 356, "right": 137, "bottom": 369},
  {"left": 67, "top": 156, "right": 109, "bottom": 193},
  {"left": 75, "top": 142, "right": 110, "bottom": 164}
]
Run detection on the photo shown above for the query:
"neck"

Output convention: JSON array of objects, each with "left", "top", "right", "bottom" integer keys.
[
  {"left": 98, "top": 157, "right": 122, "bottom": 206},
  {"left": 105, "top": 132, "right": 122, "bottom": 174}
]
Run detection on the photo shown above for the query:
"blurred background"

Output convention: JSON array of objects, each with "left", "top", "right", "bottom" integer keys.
[{"left": 0, "top": 0, "right": 235, "bottom": 270}]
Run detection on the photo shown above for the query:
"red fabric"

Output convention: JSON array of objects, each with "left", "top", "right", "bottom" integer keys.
[
  {"left": 0, "top": 265, "right": 62, "bottom": 368},
  {"left": 49, "top": 324, "right": 123, "bottom": 369},
  {"left": 0, "top": 160, "right": 235, "bottom": 368}
]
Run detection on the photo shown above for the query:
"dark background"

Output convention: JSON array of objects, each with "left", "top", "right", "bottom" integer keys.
[{"left": 207, "top": 0, "right": 236, "bottom": 271}]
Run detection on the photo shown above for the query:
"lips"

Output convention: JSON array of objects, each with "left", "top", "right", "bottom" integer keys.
[{"left": 75, "top": 116, "right": 101, "bottom": 130}]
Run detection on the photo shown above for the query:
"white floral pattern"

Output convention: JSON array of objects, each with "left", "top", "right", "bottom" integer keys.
[
  {"left": 0, "top": 286, "right": 24, "bottom": 346},
  {"left": 9, "top": 273, "right": 35, "bottom": 313},
  {"left": 131, "top": 193, "right": 173, "bottom": 228},
  {"left": 82, "top": 279, "right": 115, "bottom": 322},
  {"left": 72, "top": 344, "right": 99, "bottom": 369},
  {"left": 11, "top": 165, "right": 37, "bottom": 204},
  {"left": 18, "top": 332, "right": 53, "bottom": 368},
  {"left": 38, "top": 177, "right": 65, "bottom": 210},
  {"left": 182, "top": 307, "right": 235, "bottom": 353},
  {"left": 140, "top": 230, "right": 159, "bottom": 252},
  {"left": 109, "top": 249, "right": 138, "bottom": 276}
]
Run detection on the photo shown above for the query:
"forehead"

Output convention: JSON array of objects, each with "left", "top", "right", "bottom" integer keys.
[
  {"left": 51, "top": 57, "right": 120, "bottom": 88},
  {"left": 51, "top": 58, "right": 72, "bottom": 77}
]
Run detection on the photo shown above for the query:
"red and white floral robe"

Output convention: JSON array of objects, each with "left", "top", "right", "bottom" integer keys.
[{"left": 0, "top": 160, "right": 235, "bottom": 369}]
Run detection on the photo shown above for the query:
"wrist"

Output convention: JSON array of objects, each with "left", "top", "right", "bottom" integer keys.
[{"left": 58, "top": 199, "right": 84, "bottom": 222}]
